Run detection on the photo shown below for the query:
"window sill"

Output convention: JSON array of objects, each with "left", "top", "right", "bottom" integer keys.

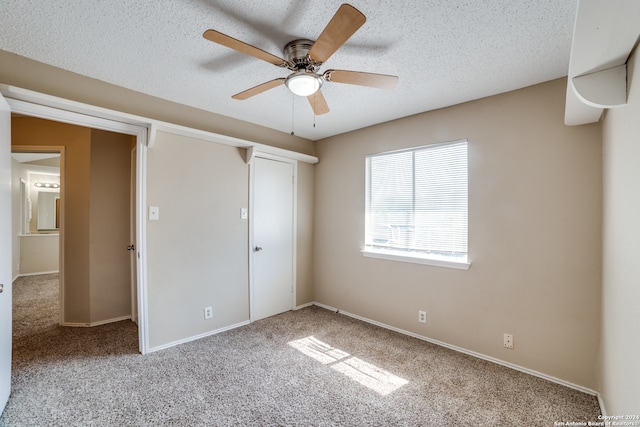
[{"left": 362, "top": 249, "right": 471, "bottom": 270}]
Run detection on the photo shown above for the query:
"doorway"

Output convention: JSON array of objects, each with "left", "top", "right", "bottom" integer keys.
[
  {"left": 11, "top": 119, "right": 137, "bottom": 329},
  {"left": 10, "top": 149, "right": 63, "bottom": 323},
  {"left": 8, "top": 108, "right": 148, "bottom": 354}
]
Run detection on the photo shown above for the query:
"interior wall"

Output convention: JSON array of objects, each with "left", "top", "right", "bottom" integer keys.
[
  {"left": 12, "top": 117, "right": 92, "bottom": 323},
  {"left": 313, "top": 78, "right": 602, "bottom": 390},
  {"left": 145, "top": 131, "right": 315, "bottom": 349},
  {"left": 600, "top": 49, "right": 640, "bottom": 414},
  {"left": 18, "top": 234, "right": 58, "bottom": 274},
  {"left": 146, "top": 132, "right": 250, "bottom": 348},
  {"left": 89, "top": 129, "right": 134, "bottom": 323},
  {"left": 296, "top": 161, "right": 314, "bottom": 306},
  {"left": 0, "top": 50, "right": 315, "bottom": 156}
]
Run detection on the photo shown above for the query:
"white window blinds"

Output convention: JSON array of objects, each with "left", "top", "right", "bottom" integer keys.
[{"left": 365, "top": 140, "right": 468, "bottom": 264}]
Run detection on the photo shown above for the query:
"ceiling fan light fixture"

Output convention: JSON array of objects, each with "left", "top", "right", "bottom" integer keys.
[{"left": 285, "top": 71, "right": 322, "bottom": 96}]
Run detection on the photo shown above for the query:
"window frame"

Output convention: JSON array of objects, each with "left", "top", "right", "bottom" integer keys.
[{"left": 362, "top": 140, "right": 471, "bottom": 270}]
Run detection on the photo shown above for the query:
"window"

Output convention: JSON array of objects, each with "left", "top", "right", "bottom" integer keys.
[{"left": 364, "top": 140, "right": 469, "bottom": 269}]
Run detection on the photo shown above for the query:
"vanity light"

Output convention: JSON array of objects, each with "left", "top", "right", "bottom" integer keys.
[{"left": 34, "top": 182, "right": 60, "bottom": 189}]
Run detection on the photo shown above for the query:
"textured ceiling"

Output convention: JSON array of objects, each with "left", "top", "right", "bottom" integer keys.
[{"left": 0, "top": 0, "right": 578, "bottom": 141}]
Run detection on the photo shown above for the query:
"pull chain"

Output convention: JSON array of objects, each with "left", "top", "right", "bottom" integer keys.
[{"left": 290, "top": 93, "right": 295, "bottom": 136}]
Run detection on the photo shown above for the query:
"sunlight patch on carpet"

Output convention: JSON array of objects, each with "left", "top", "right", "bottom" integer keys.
[{"left": 288, "top": 336, "right": 408, "bottom": 395}]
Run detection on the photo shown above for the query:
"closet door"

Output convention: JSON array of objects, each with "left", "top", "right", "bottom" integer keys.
[{"left": 251, "top": 156, "right": 294, "bottom": 321}]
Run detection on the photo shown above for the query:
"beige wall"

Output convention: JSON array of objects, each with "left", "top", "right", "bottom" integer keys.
[
  {"left": 600, "top": 50, "right": 640, "bottom": 414},
  {"left": 296, "top": 161, "right": 314, "bottom": 306},
  {"left": 146, "top": 132, "right": 249, "bottom": 348},
  {"left": 89, "top": 129, "right": 134, "bottom": 323},
  {"left": 18, "top": 235, "right": 59, "bottom": 274},
  {"left": 313, "top": 78, "right": 602, "bottom": 390}
]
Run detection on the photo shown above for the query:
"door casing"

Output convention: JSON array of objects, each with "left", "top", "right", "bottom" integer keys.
[{"left": 0, "top": 92, "right": 13, "bottom": 415}]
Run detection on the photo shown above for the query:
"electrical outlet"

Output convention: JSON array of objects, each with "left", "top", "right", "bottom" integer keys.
[
  {"left": 503, "top": 333, "right": 514, "bottom": 349},
  {"left": 204, "top": 306, "right": 213, "bottom": 320},
  {"left": 418, "top": 310, "right": 427, "bottom": 324}
]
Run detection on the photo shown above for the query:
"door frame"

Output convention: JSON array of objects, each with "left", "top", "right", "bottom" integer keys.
[
  {"left": 247, "top": 150, "right": 298, "bottom": 322},
  {"left": 0, "top": 91, "right": 12, "bottom": 415},
  {"left": 4, "top": 96, "right": 150, "bottom": 355}
]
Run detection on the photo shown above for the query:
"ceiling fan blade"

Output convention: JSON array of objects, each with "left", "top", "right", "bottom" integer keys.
[
  {"left": 325, "top": 70, "right": 399, "bottom": 90},
  {"left": 307, "top": 90, "right": 330, "bottom": 115},
  {"left": 232, "top": 78, "right": 286, "bottom": 100},
  {"left": 308, "top": 4, "right": 366, "bottom": 64},
  {"left": 203, "top": 29, "right": 287, "bottom": 67}
]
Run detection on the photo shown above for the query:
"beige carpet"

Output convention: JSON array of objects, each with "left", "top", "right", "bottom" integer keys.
[{"left": 1, "top": 274, "right": 601, "bottom": 426}]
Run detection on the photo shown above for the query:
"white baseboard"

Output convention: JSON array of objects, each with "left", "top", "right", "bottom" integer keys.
[
  {"left": 13, "top": 270, "right": 59, "bottom": 281},
  {"left": 598, "top": 394, "right": 607, "bottom": 418},
  {"left": 63, "top": 315, "right": 132, "bottom": 328},
  {"left": 312, "top": 302, "right": 598, "bottom": 396},
  {"left": 295, "top": 302, "right": 314, "bottom": 310},
  {"left": 147, "top": 320, "right": 251, "bottom": 354}
]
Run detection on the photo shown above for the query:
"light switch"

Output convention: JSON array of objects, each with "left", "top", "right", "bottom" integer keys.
[
  {"left": 241, "top": 208, "right": 248, "bottom": 220},
  {"left": 149, "top": 206, "right": 159, "bottom": 221}
]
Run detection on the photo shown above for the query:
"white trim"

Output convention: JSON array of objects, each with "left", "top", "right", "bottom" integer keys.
[
  {"left": 295, "top": 302, "right": 314, "bottom": 310},
  {"left": 62, "top": 315, "right": 132, "bottom": 328},
  {"left": 13, "top": 270, "right": 59, "bottom": 278},
  {"left": 246, "top": 146, "right": 256, "bottom": 165},
  {"left": 362, "top": 249, "right": 471, "bottom": 270},
  {"left": 0, "top": 85, "right": 318, "bottom": 165},
  {"left": 147, "top": 122, "right": 158, "bottom": 148},
  {"left": 156, "top": 122, "right": 318, "bottom": 165},
  {"left": 292, "top": 160, "right": 298, "bottom": 315},
  {"left": 135, "top": 132, "right": 150, "bottom": 354},
  {"left": 249, "top": 162, "right": 255, "bottom": 322},
  {"left": 312, "top": 302, "right": 597, "bottom": 396},
  {"left": 147, "top": 320, "right": 251, "bottom": 353},
  {"left": 597, "top": 394, "right": 607, "bottom": 419}
]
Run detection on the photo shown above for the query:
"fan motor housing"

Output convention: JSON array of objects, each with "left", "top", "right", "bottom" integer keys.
[{"left": 284, "top": 39, "right": 316, "bottom": 69}]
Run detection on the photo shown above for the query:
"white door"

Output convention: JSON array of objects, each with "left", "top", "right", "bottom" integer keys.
[
  {"left": 0, "top": 94, "right": 12, "bottom": 413},
  {"left": 251, "top": 156, "right": 294, "bottom": 321}
]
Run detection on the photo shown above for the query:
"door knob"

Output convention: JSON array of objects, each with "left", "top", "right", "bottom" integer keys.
[
  {"left": 254, "top": 246, "right": 263, "bottom": 252},
  {"left": 0, "top": 283, "right": 3, "bottom": 293}
]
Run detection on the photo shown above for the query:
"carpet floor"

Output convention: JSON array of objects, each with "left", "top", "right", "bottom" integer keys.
[{"left": 1, "top": 274, "right": 601, "bottom": 426}]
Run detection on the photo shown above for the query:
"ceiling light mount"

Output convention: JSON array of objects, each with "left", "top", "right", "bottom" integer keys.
[
  {"left": 283, "top": 39, "right": 319, "bottom": 70},
  {"left": 283, "top": 39, "right": 323, "bottom": 96}
]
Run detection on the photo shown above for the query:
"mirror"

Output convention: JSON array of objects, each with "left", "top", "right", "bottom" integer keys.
[{"left": 37, "top": 191, "right": 60, "bottom": 231}]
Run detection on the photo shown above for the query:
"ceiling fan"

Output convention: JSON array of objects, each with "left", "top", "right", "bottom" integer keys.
[{"left": 203, "top": 3, "right": 399, "bottom": 115}]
